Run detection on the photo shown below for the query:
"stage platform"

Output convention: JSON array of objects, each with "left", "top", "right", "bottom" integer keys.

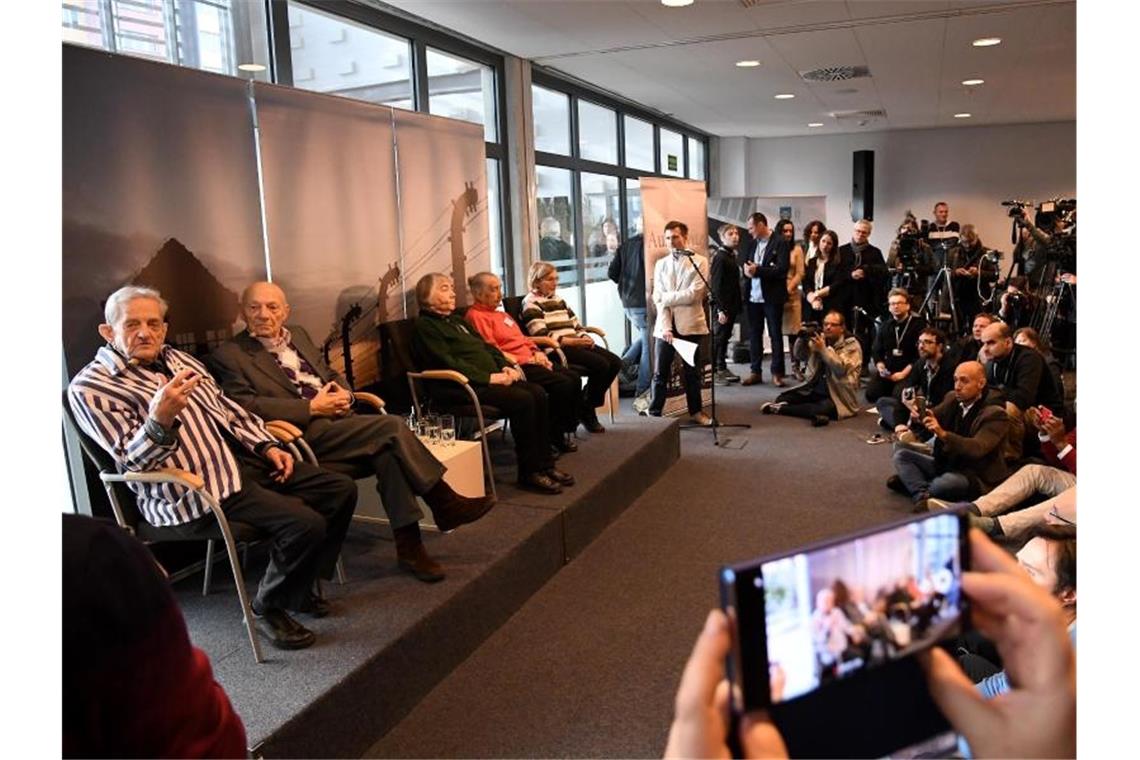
[{"left": 173, "top": 413, "right": 679, "bottom": 758}]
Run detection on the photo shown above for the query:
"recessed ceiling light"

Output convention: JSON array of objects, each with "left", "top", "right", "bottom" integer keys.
[
  {"left": 961, "top": 78, "right": 985, "bottom": 86},
  {"left": 954, "top": 112, "right": 972, "bottom": 118},
  {"left": 736, "top": 60, "right": 760, "bottom": 68},
  {"left": 661, "top": 0, "right": 694, "bottom": 7},
  {"left": 808, "top": 122, "right": 823, "bottom": 127},
  {"left": 972, "top": 37, "right": 1001, "bottom": 47},
  {"left": 774, "top": 93, "right": 795, "bottom": 100},
  {"left": 237, "top": 63, "right": 267, "bottom": 72}
]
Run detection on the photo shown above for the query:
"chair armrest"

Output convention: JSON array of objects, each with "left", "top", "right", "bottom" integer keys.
[
  {"left": 265, "top": 420, "right": 303, "bottom": 443},
  {"left": 410, "top": 369, "right": 471, "bottom": 385},
  {"left": 531, "top": 336, "right": 560, "bottom": 349},
  {"left": 353, "top": 392, "right": 386, "bottom": 413},
  {"left": 583, "top": 325, "right": 606, "bottom": 338},
  {"left": 110, "top": 468, "right": 207, "bottom": 491}
]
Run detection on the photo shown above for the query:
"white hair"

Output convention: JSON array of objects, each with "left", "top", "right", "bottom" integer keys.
[{"left": 103, "top": 285, "right": 168, "bottom": 324}]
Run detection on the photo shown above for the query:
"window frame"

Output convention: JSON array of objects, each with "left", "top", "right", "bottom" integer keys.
[
  {"left": 268, "top": 0, "right": 514, "bottom": 289},
  {"left": 529, "top": 67, "right": 709, "bottom": 329}
]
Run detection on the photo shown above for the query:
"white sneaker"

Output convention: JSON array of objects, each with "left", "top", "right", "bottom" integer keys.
[{"left": 632, "top": 390, "right": 652, "bottom": 414}]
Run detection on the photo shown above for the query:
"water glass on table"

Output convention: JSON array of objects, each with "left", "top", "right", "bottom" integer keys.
[
  {"left": 426, "top": 414, "right": 442, "bottom": 446},
  {"left": 440, "top": 415, "right": 455, "bottom": 446}
]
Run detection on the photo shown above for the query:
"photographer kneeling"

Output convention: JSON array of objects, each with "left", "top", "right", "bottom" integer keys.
[{"left": 759, "top": 310, "right": 862, "bottom": 427}]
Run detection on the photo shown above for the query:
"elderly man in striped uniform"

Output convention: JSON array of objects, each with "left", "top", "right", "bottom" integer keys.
[{"left": 68, "top": 285, "right": 358, "bottom": 651}]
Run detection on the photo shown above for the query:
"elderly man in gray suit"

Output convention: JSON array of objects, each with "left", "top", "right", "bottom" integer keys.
[{"left": 208, "top": 281, "right": 494, "bottom": 583}]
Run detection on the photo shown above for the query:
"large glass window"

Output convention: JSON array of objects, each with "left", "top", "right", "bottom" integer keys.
[
  {"left": 287, "top": 1, "right": 413, "bottom": 108},
  {"left": 688, "top": 136, "right": 705, "bottom": 180},
  {"left": 581, "top": 173, "right": 626, "bottom": 352},
  {"left": 625, "top": 179, "right": 644, "bottom": 239},
  {"left": 486, "top": 158, "right": 504, "bottom": 279},
  {"left": 536, "top": 166, "right": 578, "bottom": 310},
  {"left": 532, "top": 85, "right": 571, "bottom": 155},
  {"left": 624, "top": 115, "right": 654, "bottom": 172},
  {"left": 61, "top": 0, "right": 270, "bottom": 80},
  {"left": 660, "top": 128, "right": 684, "bottom": 177},
  {"left": 578, "top": 101, "right": 617, "bottom": 165},
  {"left": 428, "top": 47, "right": 497, "bottom": 142}
]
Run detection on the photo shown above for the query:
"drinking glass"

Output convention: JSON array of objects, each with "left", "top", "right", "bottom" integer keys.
[
  {"left": 427, "top": 414, "right": 442, "bottom": 446},
  {"left": 440, "top": 415, "right": 456, "bottom": 446},
  {"left": 416, "top": 417, "right": 430, "bottom": 442}
]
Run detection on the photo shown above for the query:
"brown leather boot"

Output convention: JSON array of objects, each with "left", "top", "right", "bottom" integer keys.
[
  {"left": 422, "top": 479, "right": 496, "bottom": 532},
  {"left": 394, "top": 523, "right": 445, "bottom": 583}
]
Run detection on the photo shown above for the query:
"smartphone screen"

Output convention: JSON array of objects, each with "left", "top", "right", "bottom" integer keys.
[{"left": 721, "top": 511, "right": 968, "bottom": 757}]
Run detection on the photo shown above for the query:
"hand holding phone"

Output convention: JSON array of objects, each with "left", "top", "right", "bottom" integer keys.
[{"left": 719, "top": 511, "right": 969, "bottom": 757}]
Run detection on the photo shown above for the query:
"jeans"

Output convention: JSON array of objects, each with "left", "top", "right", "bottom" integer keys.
[
  {"left": 622, "top": 306, "right": 651, "bottom": 394},
  {"left": 891, "top": 447, "right": 974, "bottom": 502},
  {"left": 746, "top": 300, "right": 785, "bottom": 376}
]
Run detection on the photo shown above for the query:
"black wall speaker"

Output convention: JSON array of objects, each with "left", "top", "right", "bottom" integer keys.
[{"left": 852, "top": 150, "right": 874, "bottom": 221}]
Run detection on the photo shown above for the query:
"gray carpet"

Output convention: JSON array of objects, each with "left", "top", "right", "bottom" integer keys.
[
  {"left": 171, "top": 414, "right": 678, "bottom": 756},
  {"left": 365, "top": 364, "right": 918, "bottom": 758}
]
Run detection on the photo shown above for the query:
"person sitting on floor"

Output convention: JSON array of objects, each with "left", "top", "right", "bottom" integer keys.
[
  {"left": 948, "top": 312, "right": 996, "bottom": 367},
  {"left": 207, "top": 281, "right": 495, "bottom": 584},
  {"left": 980, "top": 319, "right": 1065, "bottom": 461},
  {"left": 964, "top": 525, "right": 1076, "bottom": 699},
  {"left": 69, "top": 285, "right": 358, "bottom": 650},
  {"left": 865, "top": 288, "right": 926, "bottom": 403},
  {"left": 464, "top": 271, "right": 583, "bottom": 453},
  {"left": 1014, "top": 325, "right": 1066, "bottom": 403},
  {"left": 877, "top": 325, "right": 954, "bottom": 431},
  {"left": 760, "top": 310, "right": 862, "bottom": 427},
  {"left": 886, "top": 361, "right": 1009, "bottom": 512},
  {"left": 929, "top": 406, "right": 1075, "bottom": 539},
  {"left": 412, "top": 272, "right": 574, "bottom": 495},
  {"left": 520, "top": 260, "right": 622, "bottom": 433}
]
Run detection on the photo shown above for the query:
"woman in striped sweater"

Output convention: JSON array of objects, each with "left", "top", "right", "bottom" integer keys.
[{"left": 521, "top": 261, "right": 623, "bottom": 434}]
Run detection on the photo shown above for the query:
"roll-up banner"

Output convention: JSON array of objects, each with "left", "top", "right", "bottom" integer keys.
[{"left": 640, "top": 177, "right": 711, "bottom": 417}]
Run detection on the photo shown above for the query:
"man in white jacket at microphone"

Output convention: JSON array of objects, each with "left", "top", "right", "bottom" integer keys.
[{"left": 646, "top": 220, "right": 712, "bottom": 425}]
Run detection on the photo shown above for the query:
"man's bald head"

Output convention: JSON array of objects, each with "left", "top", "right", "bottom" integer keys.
[
  {"left": 241, "top": 281, "right": 290, "bottom": 339},
  {"left": 981, "top": 321, "right": 1013, "bottom": 361},
  {"left": 953, "top": 360, "right": 987, "bottom": 404}
]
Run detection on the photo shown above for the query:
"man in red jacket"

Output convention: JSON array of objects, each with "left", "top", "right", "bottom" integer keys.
[
  {"left": 930, "top": 406, "right": 1075, "bottom": 538},
  {"left": 465, "top": 272, "right": 583, "bottom": 453}
]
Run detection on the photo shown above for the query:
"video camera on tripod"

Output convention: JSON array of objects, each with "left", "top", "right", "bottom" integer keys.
[{"left": 1001, "top": 197, "right": 1077, "bottom": 248}]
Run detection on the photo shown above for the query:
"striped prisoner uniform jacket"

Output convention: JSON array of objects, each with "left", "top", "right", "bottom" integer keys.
[{"left": 68, "top": 345, "right": 279, "bottom": 527}]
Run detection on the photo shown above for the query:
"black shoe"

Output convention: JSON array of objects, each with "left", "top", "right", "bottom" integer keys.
[
  {"left": 545, "top": 467, "right": 575, "bottom": 486},
  {"left": 518, "top": 471, "right": 563, "bottom": 494},
  {"left": 811, "top": 414, "right": 830, "bottom": 427},
  {"left": 886, "top": 475, "right": 910, "bottom": 495},
  {"left": 555, "top": 436, "right": 579, "bottom": 453},
  {"left": 581, "top": 411, "right": 606, "bottom": 434},
  {"left": 252, "top": 607, "right": 316, "bottom": 650},
  {"left": 289, "top": 592, "right": 331, "bottom": 619}
]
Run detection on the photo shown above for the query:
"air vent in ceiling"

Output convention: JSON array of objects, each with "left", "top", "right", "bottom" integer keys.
[
  {"left": 830, "top": 109, "right": 887, "bottom": 121},
  {"left": 737, "top": 0, "right": 771, "bottom": 7},
  {"left": 800, "top": 65, "right": 871, "bottom": 82}
]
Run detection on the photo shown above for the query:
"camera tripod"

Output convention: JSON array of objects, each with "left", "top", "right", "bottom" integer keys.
[{"left": 918, "top": 265, "right": 960, "bottom": 336}]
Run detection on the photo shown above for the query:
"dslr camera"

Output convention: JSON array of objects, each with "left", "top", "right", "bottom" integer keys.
[{"left": 797, "top": 321, "right": 822, "bottom": 340}]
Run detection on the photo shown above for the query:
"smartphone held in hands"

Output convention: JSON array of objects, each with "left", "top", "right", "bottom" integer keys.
[{"left": 720, "top": 510, "right": 970, "bottom": 758}]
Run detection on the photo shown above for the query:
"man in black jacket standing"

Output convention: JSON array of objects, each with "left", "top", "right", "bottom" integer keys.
[
  {"left": 838, "top": 218, "right": 888, "bottom": 369},
  {"left": 608, "top": 223, "right": 650, "bottom": 398},
  {"left": 742, "top": 212, "right": 790, "bottom": 386},
  {"left": 710, "top": 223, "right": 744, "bottom": 384}
]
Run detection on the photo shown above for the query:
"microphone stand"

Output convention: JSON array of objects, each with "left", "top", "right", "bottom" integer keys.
[{"left": 678, "top": 248, "right": 751, "bottom": 445}]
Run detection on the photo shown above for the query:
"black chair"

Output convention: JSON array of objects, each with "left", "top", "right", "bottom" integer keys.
[
  {"left": 381, "top": 317, "right": 504, "bottom": 500},
  {"left": 63, "top": 393, "right": 266, "bottom": 662}
]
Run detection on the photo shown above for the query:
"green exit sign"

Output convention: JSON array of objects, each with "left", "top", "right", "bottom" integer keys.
[{"left": 667, "top": 154, "right": 678, "bottom": 172}]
